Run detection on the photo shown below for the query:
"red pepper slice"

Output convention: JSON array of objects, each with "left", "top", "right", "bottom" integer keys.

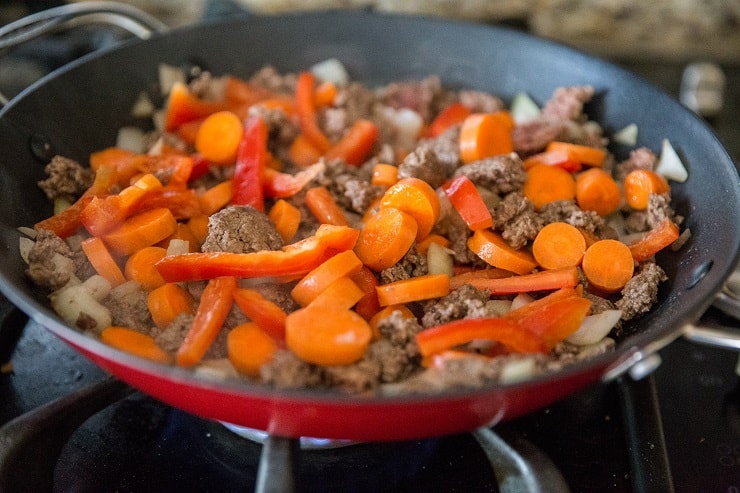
[
  {"left": 426, "top": 102, "right": 472, "bottom": 138},
  {"left": 262, "top": 161, "right": 325, "bottom": 198},
  {"left": 443, "top": 175, "right": 493, "bottom": 231},
  {"left": 155, "top": 224, "right": 359, "bottom": 282},
  {"left": 231, "top": 115, "right": 268, "bottom": 211},
  {"left": 295, "top": 72, "right": 331, "bottom": 153}
]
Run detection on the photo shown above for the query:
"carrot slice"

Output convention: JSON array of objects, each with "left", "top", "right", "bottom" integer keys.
[
  {"left": 459, "top": 111, "right": 514, "bottom": 163},
  {"left": 623, "top": 169, "right": 670, "bottom": 210},
  {"left": 164, "top": 82, "right": 229, "bottom": 132},
  {"left": 198, "top": 179, "right": 233, "bottom": 216},
  {"left": 233, "top": 288, "right": 288, "bottom": 342},
  {"left": 442, "top": 175, "right": 493, "bottom": 231},
  {"left": 349, "top": 266, "right": 381, "bottom": 321},
  {"left": 285, "top": 304, "right": 372, "bottom": 366},
  {"left": 448, "top": 267, "right": 513, "bottom": 289},
  {"left": 376, "top": 273, "right": 451, "bottom": 306},
  {"left": 380, "top": 177, "right": 440, "bottom": 241},
  {"left": 313, "top": 80, "right": 337, "bottom": 107},
  {"left": 147, "top": 282, "right": 195, "bottom": 329},
  {"left": 304, "top": 186, "right": 349, "bottom": 226},
  {"left": 354, "top": 207, "right": 417, "bottom": 271},
  {"left": 546, "top": 141, "right": 607, "bottom": 167},
  {"left": 195, "top": 110, "right": 244, "bottom": 165},
  {"left": 187, "top": 214, "right": 210, "bottom": 245},
  {"left": 227, "top": 322, "right": 278, "bottom": 377},
  {"left": 416, "top": 233, "right": 450, "bottom": 255},
  {"left": 102, "top": 207, "right": 177, "bottom": 256},
  {"left": 457, "top": 267, "right": 580, "bottom": 295},
  {"left": 369, "top": 304, "right": 416, "bottom": 339},
  {"left": 100, "top": 326, "right": 171, "bottom": 364},
  {"left": 268, "top": 199, "right": 302, "bottom": 243},
  {"left": 582, "top": 239, "right": 635, "bottom": 293},
  {"left": 124, "top": 246, "right": 168, "bottom": 290},
  {"left": 324, "top": 119, "right": 379, "bottom": 166},
  {"left": 176, "top": 276, "right": 237, "bottom": 367},
  {"left": 627, "top": 218, "right": 680, "bottom": 262},
  {"left": 371, "top": 163, "right": 399, "bottom": 187},
  {"left": 291, "top": 249, "right": 364, "bottom": 306},
  {"left": 523, "top": 149, "right": 581, "bottom": 172},
  {"left": 523, "top": 164, "right": 576, "bottom": 210},
  {"left": 532, "top": 222, "right": 586, "bottom": 270},
  {"left": 575, "top": 167, "right": 622, "bottom": 216},
  {"left": 467, "top": 229, "right": 537, "bottom": 275},
  {"left": 308, "top": 275, "right": 366, "bottom": 310},
  {"left": 80, "top": 236, "right": 126, "bottom": 286},
  {"left": 288, "top": 134, "right": 323, "bottom": 168}
]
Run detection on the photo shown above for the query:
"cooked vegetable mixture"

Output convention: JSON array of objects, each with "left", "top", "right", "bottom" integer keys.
[{"left": 21, "top": 60, "right": 688, "bottom": 394}]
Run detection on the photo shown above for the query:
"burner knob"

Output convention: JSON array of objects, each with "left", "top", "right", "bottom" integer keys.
[{"left": 628, "top": 353, "right": 663, "bottom": 380}]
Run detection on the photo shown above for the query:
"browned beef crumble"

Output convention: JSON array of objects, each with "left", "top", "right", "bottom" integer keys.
[
  {"left": 421, "top": 284, "right": 492, "bottom": 328},
  {"left": 105, "top": 283, "right": 153, "bottom": 331},
  {"left": 201, "top": 205, "right": 283, "bottom": 254},
  {"left": 379, "top": 245, "right": 428, "bottom": 284},
  {"left": 37, "top": 156, "right": 94, "bottom": 202},
  {"left": 615, "top": 262, "right": 668, "bottom": 320},
  {"left": 492, "top": 192, "right": 544, "bottom": 249},
  {"left": 26, "top": 229, "right": 77, "bottom": 290},
  {"left": 452, "top": 153, "right": 528, "bottom": 195}
]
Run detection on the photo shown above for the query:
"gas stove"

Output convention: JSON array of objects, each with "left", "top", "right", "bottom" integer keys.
[{"left": 1, "top": 3, "right": 739, "bottom": 492}]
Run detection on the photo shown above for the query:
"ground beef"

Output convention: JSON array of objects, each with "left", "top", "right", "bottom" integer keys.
[
  {"left": 614, "top": 147, "right": 658, "bottom": 182},
  {"left": 37, "top": 156, "right": 93, "bottom": 202},
  {"left": 583, "top": 292, "right": 617, "bottom": 315},
  {"left": 381, "top": 75, "right": 443, "bottom": 121},
  {"left": 452, "top": 153, "right": 527, "bottom": 195},
  {"left": 250, "top": 281, "right": 301, "bottom": 314},
  {"left": 647, "top": 192, "right": 682, "bottom": 228},
  {"left": 513, "top": 119, "right": 567, "bottom": 155},
  {"left": 624, "top": 211, "right": 649, "bottom": 233},
  {"left": 154, "top": 313, "right": 192, "bottom": 354},
  {"left": 315, "top": 159, "right": 383, "bottom": 215},
  {"left": 539, "top": 200, "right": 612, "bottom": 238},
  {"left": 421, "top": 284, "right": 492, "bottom": 328},
  {"left": 260, "top": 350, "right": 325, "bottom": 390},
  {"left": 615, "top": 262, "right": 667, "bottom": 320},
  {"left": 492, "top": 192, "right": 544, "bottom": 249},
  {"left": 248, "top": 105, "right": 299, "bottom": 152},
  {"left": 458, "top": 90, "right": 506, "bottom": 113},
  {"left": 433, "top": 211, "right": 479, "bottom": 264},
  {"left": 540, "top": 85, "right": 595, "bottom": 122},
  {"left": 397, "top": 139, "right": 459, "bottom": 189},
  {"left": 248, "top": 65, "right": 296, "bottom": 94},
  {"left": 104, "top": 283, "right": 153, "bottom": 331},
  {"left": 321, "top": 107, "right": 351, "bottom": 141},
  {"left": 26, "top": 229, "right": 76, "bottom": 290},
  {"left": 333, "top": 82, "right": 378, "bottom": 126},
  {"left": 201, "top": 205, "right": 283, "bottom": 253},
  {"left": 379, "top": 245, "right": 428, "bottom": 284}
]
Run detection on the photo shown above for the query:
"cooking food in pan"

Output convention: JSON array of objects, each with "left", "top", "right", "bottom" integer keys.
[{"left": 20, "top": 59, "right": 689, "bottom": 395}]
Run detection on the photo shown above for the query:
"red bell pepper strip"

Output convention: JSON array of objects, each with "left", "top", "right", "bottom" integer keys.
[
  {"left": 176, "top": 276, "right": 237, "bottom": 367},
  {"left": 627, "top": 218, "right": 680, "bottom": 262},
  {"left": 231, "top": 115, "right": 268, "bottom": 211},
  {"left": 155, "top": 224, "right": 359, "bottom": 282},
  {"left": 443, "top": 175, "right": 494, "bottom": 231},
  {"left": 262, "top": 161, "right": 325, "bottom": 198},
  {"left": 34, "top": 164, "right": 118, "bottom": 238},
  {"left": 523, "top": 149, "right": 582, "bottom": 173},
  {"left": 426, "top": 102, "right": 472, "bottom": 138},
  {"left": 295, "top": 71, "right": 331, "bottom": 153},
  {"left": 164, "top": 82, "right": 230, "bottom": 132},
  {"left": 323, "top": 119, "right": 379, "bottom": 166}
]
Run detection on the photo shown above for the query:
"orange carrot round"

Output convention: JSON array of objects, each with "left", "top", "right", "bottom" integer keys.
[
  {"left": 575, "top": 168, "right": 622, "bottom": 216},
  {"left": 102, "top": 207, "right": 178, "bottom": 256},
  {"left": 307, "top": 275, "right": 366, "bottom": 310},
  {"left": 100, "top": 326, "right": 171, "bottom": 364},
  {"left": 459, "top": 112, "right": 514, "bottom": 163},
  {"left": 623, "top": 169, "right": 670, "bottom": 210},
  {"left": 523, "top": 164, "right": 576, "bottom": 210},
  {"left": 80, "top": 236, "right": 126, "bottom": 286},
  {"left": 532, "top": 222, "right": 587, "bottom": 270},
  {"left": 581, "top": 239, "right": 635, "bottom": 293},
  {"left": 467, "top": 229, "right": 537, "bottom": 275},
  {"left": 285, "top": 305, "right": 372, "bottom": 366},
  {"left": 291, "top": 249, "right": 364, "bottom": 306},
  {"left": 380, "top": 177, "right": 440, "bottom": 241},
  {"left": 195, "top": 110, "right": 244, "bottom": 165},
  {"left": 375, "top": 273, "right": 450, "bottom": 307},
  {"left": 147, "top": 282, "right": 194, "bottom": 329},
  {"left": 124, "top": 246, "right": 167, "bottom": 290},
  {"left": 371, "top": 163, "right": 399, "bottom": 187},
  {"left": 227, "top": 322, "right": 278, "bottom": 377},
  {"left": 546, "top": 141, "right": 607, "bottom": 167},
  {"left": 355, "top": 206, "right": 417, "bottom": 271}
]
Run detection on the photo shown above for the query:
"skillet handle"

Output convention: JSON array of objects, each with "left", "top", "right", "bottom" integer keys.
[
  {"left": 682, "top": 322, "right": 740, "bottom": 351},
  {"left": 0, "top": 1, "right": 169, "bottom": 106}
]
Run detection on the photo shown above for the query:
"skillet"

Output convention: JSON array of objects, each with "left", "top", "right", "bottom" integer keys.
[{"left": 0, "top": 8, "right": 738, "bottom": 442}]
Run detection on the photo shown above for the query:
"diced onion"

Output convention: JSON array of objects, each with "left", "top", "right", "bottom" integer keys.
[
  {"left": 510, "top": 292, "right": 534, "bottom": 311},
  {"left": 82, "top": 275, "right": 113, "bottom": 301},
  {"left": 510, "top": 92, "right": 541, "bottom": 124},
  {"left": 382, "top": 107, "right": 424, "bottom": 150},
  {"left": 500, "top": 357, "right": 537, "bottom": 384},
  {"left": 50, "top": 280, "right": 112, "bottom": 333},
  {"left": 613, "top": 123, "right": 638, "bottom": 146},
  {"left": 131, "top": 91, "right": 155, "bottom": 118},
  {"left": 655, "top": 138, "right": 689, "bottom": 183},
  {"left": 158, "top": 63, "right": 186, "bottom": 96},
  {"left": 310, "top": 58, "right": 349, "bottom": 86},
  {"left": 485, "top": 299, "right": 513, "bottom": 317},
  {"left": 17, "top": 226, "right": 37, "bottom": 239},
  {"left": 167, "top": 239, "right": 190, "bottom": 256},
  {"left": 19, "top": 237, "right": 33, "bottom": 264},
  {"left": 195, "top": 358, "right": 240, "bottom": 380},
  {"left": 427, "top": 242, "right": 454, "bottom": 277},
  {"left": 116, "top": 126, "right": 146, "bottom": 153},
  {"left": 566, "top": 309, "right": 622, "bottom": 346}
]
